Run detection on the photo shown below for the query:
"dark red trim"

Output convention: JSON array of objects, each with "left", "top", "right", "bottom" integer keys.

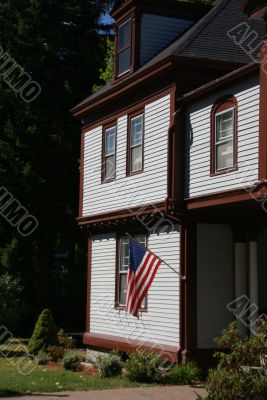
[
  {"left": 86, "top": 237, "right": 92, "bottom": 332},
  {"left": 126, "top": 108, "right": 145, "bottom": 176},
  {"left": 77, "top": 201, "right": 166, "bottom": 226},
  {"left": 83, "top": 332, "right": 180, "bottom": 363},
  {"left": 79, "top": 132, "right": 85, "bottom": 218},
  {"left": 210, "top": 95, "right": 238, "bottom": 176},
  {"left": 101, "top": 121, "right": 117, "bottom": 184},
  {"left": 242, "top": 0, "right": 267, "bottom": 20},
  {"left": 259, "top": 37, "right": 267, "bottom": 180},
  {"left": 182, "top": 223, "right": 197, "bottom": 364}
]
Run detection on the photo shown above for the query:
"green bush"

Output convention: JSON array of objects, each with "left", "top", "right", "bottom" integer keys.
[
  {"left": 28, "top": 309, "right": 58, "bottom": 355},
  {"left": 62, "top": 354, "right": 81, "bottom": 371},
  {"left": 36, "top": 351, "right": 51, "bottom": 365},
  {"left": 201, "top": 321, "right": 267, "bottom": 400},
  {"left": 47, "top": 346, "right": 65, "bottom": 362},
  {"left": 125, "top": 351, "right": 165, "bottom": 383},
  {"left": 57, "top": 328, "right": 75, "bottom": 349},
  {"left": 165, "top": 362, "right": 200, "bottom": 385},
  {"left": 95, "top": 351, "right": 123, "bottom": 378}
]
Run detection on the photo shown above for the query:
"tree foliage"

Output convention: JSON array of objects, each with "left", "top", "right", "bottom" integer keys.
[{"left": 28, "top": 309, "right": 58, "bottom": 354}]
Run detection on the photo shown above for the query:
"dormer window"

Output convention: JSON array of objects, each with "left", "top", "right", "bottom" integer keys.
[{"left": 117, "top": 20, "right": 132, "bottom": 77}]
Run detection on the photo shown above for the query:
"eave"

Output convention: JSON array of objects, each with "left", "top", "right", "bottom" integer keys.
[{"left": 177, "top": 62, "right": 259, "bottom": 106}]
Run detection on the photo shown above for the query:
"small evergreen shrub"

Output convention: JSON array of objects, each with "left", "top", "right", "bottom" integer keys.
[
  {"left": 125, "top": 351, "right": 165, "bottom": 383},
  {"left": 200, "top": 321, "right": 267, "bottom": 400},
  {"left": 164, "top": 362, "right": 200, "bottom": 385},
  {"left": 28, "top": 309, "right": 58, "bottom": 354},
  {"left": 62, "top": 354, "right": 81, "bottom": 371},
  {"left": 36, "top": 350, "right": 51, "bottom": 365},
  {"left": 57, "top": 328, "right": 75, "bottom": 349},
  {"left": 95, "top": 351, "right": 123, "bottom": 378},
  {"left": 47, "top": 345, "right": 65, "bottom": 362}
]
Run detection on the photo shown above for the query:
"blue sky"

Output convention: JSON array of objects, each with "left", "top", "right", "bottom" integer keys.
[{"left": 100, "top": 13, "right": 114, "bottom": 25}]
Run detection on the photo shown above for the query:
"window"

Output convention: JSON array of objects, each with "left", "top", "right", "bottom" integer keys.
[
  {"left": 116, "top": 234, "right": 147, "bottom": 308},
  {"left": 103, "top": 125, "right": 116, "bottom": 182},
  {"left": 211, "top": 97, "right": 237, "bottom": 174},
  {"left": 117, "top": 20, "right": 132, "bottom": 77},
  {"left": 128, "top": 113, "right": 144, "bottom": 175}
]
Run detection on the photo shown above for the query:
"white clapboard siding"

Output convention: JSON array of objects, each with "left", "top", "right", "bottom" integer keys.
[
  {"left": 90, "top": 229, "right": 181, "bottom": 347},
  {"left": 140, "top": 14, "right": 194, "bottom": 65},
  {"left": 197, "top": 224, "right": 234, "bottom": 349},
  {"left": 82, "top": 95, "right": 170, "bottom": 217},
  {"left": 258, "top": 228, "right": 267, "bottom": 312},
  {"left": 185, "top": 76, "right": 260, "bottom": 198}
]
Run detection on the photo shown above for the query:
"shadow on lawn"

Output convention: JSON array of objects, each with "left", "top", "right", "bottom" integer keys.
[
  {"left": 0, "top": 393, "right": 69, "bottom": 398},
  {"left": 0, "top": 350, "right": 27, "bottom": 358}
]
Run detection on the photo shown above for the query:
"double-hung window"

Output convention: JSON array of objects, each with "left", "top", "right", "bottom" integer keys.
[
  {"left": 117, "top": 20, "right": 132, "bottom": 77},
  {"left": 117, "top": 234, "right": 147, "bottom": 308},
  {"left": 128, "top": 113, "right": 144, "bottom": 174},
  {"left": 211, "top": 97, "right": 237, "bottom": 174},
  {"left": 103, "top": 125, "right": 116, "bottom": 182}
]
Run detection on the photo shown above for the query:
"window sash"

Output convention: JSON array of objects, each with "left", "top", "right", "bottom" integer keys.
[
  {"left": 104, "top": 126, "right": 116, "bottom": 181},
  {"left": 130, "top": 114, "right": 144, "bottom": 173},
  {"left": 117, "top": 20, "right": 132, "bottom": 76},
  {"left": 215, "top": 108, "right": 235, "bottom": 171},
  {"left": 118, "top": 234, "right": 147, "bottom": 307}
]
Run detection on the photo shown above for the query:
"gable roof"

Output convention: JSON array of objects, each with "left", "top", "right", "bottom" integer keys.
[{"left": 71, "top": 0, "right": 265, "bottom": 116}]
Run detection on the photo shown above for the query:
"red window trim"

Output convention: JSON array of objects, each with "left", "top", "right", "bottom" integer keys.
[
  {"left": 126, "top": 108, "right": 145, "bottom": 177},
  {"left": 115, "top": 232, "right": 148, "bottom": 312},
  {"left": 101, "top": 121, "right": 117, "bottom": 184},
  {"left": 210, "top": 95, "right": 238, "bottom": 176},
  {"left": 115, "top": 18, "right": 133, "bottom": 79}
]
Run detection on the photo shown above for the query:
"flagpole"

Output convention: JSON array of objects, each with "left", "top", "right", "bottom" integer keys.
[{"left": 126, "top": 233, "right": 186, "bottom": 281}]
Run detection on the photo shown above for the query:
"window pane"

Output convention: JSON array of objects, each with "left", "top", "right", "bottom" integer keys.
[
  {"left": 118, "top": 48, "right": 131, "bottom": 76},
  {"left": 118, "top": 21, "right": 131, "bottom": 50},
  {"left": 105, "top": 128, "right": 116, "bottom": 156},
  {"left": 131, "top": 145, "right": 142, "bottom": 172},
  {"left": 105, "top": 155, "right": 115, "bottom": 180},
  {"left": 216, "top": 140, "right": 234, "bottom": 170},
  {"left": 216, "top": 110, "right": 234, "bottom": 141},
  {"left": 131, "top": 116, "right": 143, "bottom": 147},
  {"left": 119, "top": 273, "right": 127, "bottom": 306},
  {"left": 120, "top": 238, "right": 129, "bottom": 272}
]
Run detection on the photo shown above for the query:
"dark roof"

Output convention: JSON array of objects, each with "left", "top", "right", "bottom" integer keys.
[{"left": 73, "top": 0, "right": 265, "bottom": 112}]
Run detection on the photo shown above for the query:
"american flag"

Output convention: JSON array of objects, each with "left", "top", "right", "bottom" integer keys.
[{"left": 125, "top": 239, "right": 161, "bottom": 318}]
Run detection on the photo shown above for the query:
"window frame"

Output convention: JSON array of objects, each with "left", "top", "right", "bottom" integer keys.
[
  {"left": 115, "top": 232, "right": 148, "bottom": 311},
  {"left": 116, "top": 18, "right": 133, "bottom": 78},
  {"left": 102, "top": 122, "right": 117, "bottom": 184},
  {"left": 127, "top": 110, "right": 145, "bottom": 176},
  {"left": 210, "top": 96, "right": 238, "bottom": 176}
]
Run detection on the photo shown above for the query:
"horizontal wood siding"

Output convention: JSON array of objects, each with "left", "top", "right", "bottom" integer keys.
[
  {"left": 185, "top": 76, "right": 260, "bottom": 198},
  {"left": 197, "top": 224, "right": 235, "bottom": 349},
  {"left": 82, "top": 95, "right": 170, "bottom": 217},
  {"left": 89, "top": 228, "right": 180, "bottom": 347},
  {"left": 140, "top": 14, "right": 194, "bottom": 66}
]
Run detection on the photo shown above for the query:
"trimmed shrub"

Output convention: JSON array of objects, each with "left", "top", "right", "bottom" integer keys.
[
  {"left": 95, "top": 351, "right": 123, "bottom": 378},
  {"left": 28, "top": 309, "right": 58, "bottom": 354},
  {"left": 62, "top": 354, "right": 81, "bottom": 371},
  {"left": 165, "top": 362, "right": 200, "bottom": 385},
  {"left": 57, "top": 328, "right": 75, "bottom": 349},
  {"left": 125, "top": 351, "right": 165, "bottom": 383},
  {"left": 36, "top": 351, "right": 51, "bottom": 365},
  {"left": 47, "top": 345, "right": 65, "bottom": 362},
  {"left": 200, "top": 321, "right": 267, "bottom": 400}
]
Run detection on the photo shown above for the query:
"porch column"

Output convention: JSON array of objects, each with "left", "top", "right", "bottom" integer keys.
[
  {"left": 249, "top": 240, "right": 258, "bottom": 330},
  {"left": 234, "top": 242, "right": 247, "bottom": 335}
]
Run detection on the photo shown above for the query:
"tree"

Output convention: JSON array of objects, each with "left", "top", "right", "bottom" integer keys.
[
  {"left": 28, "top": 309, "right": 58, "bottom": 354},
  {"left": 0, "top": 0, "right": 109, "bottom": 331}
]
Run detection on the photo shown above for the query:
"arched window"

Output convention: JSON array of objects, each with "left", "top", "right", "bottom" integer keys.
[{"left": 211, "top": 96, "right": 238, "bottom": 175}]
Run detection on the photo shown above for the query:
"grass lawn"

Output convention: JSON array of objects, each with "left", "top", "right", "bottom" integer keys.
[{"left": 0, "top": 342, "right": 150, "bottom": 396}]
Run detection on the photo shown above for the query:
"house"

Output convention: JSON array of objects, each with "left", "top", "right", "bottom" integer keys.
[{"left": 71, "top": 0, "right": 267, "bottom": 366}]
